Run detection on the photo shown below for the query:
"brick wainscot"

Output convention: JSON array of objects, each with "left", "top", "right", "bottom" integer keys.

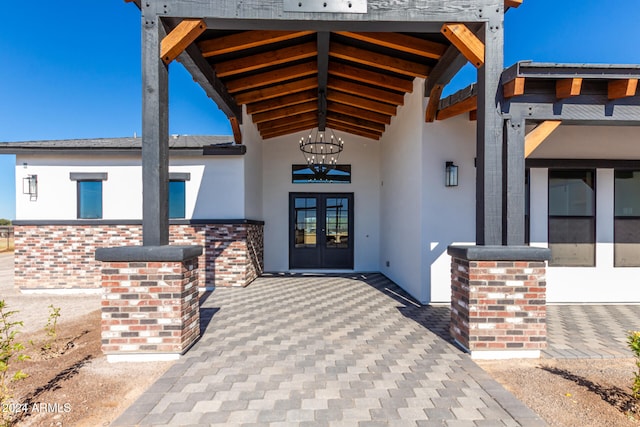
[
  {"left": 447, "top": 245, "right": 551, "bottom": 359},
  {"left": 12, "top": 220, "right": 264, "bottom": 292}
]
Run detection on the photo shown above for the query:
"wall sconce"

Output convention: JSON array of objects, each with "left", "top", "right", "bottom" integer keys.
[
  {"left": 23, "top": 174, "right": 38, "bottom": 201},
  {"left": 445, "top": 162, "right": 458, "bottom": 187}
]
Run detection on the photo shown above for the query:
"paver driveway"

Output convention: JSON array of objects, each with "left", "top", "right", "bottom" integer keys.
[{"left": 113, "top": 273, "right": 543, "bottom": 426}]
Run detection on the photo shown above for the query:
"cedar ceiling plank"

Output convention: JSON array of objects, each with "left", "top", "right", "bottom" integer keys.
[
  {"left": 246, "top": 90, "right": 317, "bottom": 115},
  {"left": 226, "top": 62, "right": 317, "bottom": 93},
  {"left": 328, "top": 62, "right": 414, "bottom": 93},
  {"left": 259, "top": 118, "right": 318, "bottom": 135},
  {"left": 161, "top": 19, "right": 207, "bottom": 65},
  {"left": 327, "top": 90, "right": 398, "bottom": 116},
  {"left": 425, "top": 84, "right": 444, "bottom": 123},
  {"left": 440, "top": 24, "right": 485, "bottom": 68},
  {"left": 261, "top": 122, "right": 319, "bottom": 139},
  {"left": 257, "top": 111, "right": 318, "bottom": 132},
  {"left": 234, "top": 77, "right": 317, "bottom": 105},
  {"left": 198, "top": 30, "right": 314, "bottom": 57},
  {"left": 608, "top": 79, "right": 639, "bottom": 99},
  {"left": 327, "top": 112, "right": 386, "bottom": 133},
  {"left": 328, "top": 77, "right": 405, "bottom": 105},
  {"left": 503, "top": 77, "right": 525, "bottom": 98},
  {"left": 328, "top": 101, "right": 391, "bottom": 124},
  {"left": 436, "top": 95, "right": 478, "bottom": 120},
  {"left": 326, "top": 120, "right": 382, "bottom": 139},
  {"left": 252, "top": 100, "right": 318, "bottom": 124},
  {"left": 329, "top": 43, "right": 430, "bottom": 78},
  {"left": 215, "top": 41, "right": 317, "bottom": 78},
  {"left": 229, "top": 116, "right": 242, "bottom": 144},
  {"left": 336, "top": 32, "right": 446, "bottom": 60},
  {"left": 525, "top": 120, "right": 561, "bottom": 158},
  {"left": 556, "top": 78, "right": 583, "bottom": 99}
]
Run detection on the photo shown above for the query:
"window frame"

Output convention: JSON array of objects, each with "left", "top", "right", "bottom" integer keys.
[
  {"left": 168, "top": 172, "right": 190, "bottom": 220},
  {"left": 70, "top": 173, "right": 107, "bottom": 220},
  {"left": 614, "top": 169, "right": 640, "bottom": 267}
]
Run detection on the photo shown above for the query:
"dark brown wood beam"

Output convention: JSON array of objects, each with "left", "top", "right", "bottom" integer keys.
[
  {"left": 327, "top": 90, "right": 398, "bottom": 116},
  {"left": 436, "top": 95, "right": 478, "bottom": 120},
  {"left": 215, "top": 42, "right": 317, "bottom": 78},
  {"left": 327, "top": 101, "right": 391, "bottom": 124},
  {"left": 252, "top": 101, "right": 318, "bottom": 124},
  {"left": 225, "top": 62, "right": 317, "bottom": 93},
  {"left": 328, "top": 77, "right": 404, "bottom": 105},
  {"left": 326, "top": 120, "right": 382, "bottom": 139},
  {"left": 425, "top": 84, "right": 444, "bottom": 123},
  {"left": 246, "top": 90, "right": 317, "bottom": 115},
  {"left": 328, "top": 62, "right": 414, "bottom": 93},
  {"left": 330, "top": 43, "right": 430, "bottom": 78},
  {"left": 327, "top": 112, "right": 386, "bottom": 133},
  {"left": 198, "top": 30, "right": 314, "bottom": 57},
  {"left": 234, "top": 77, "right": 317, "bottom": 104},
  {"left": 336, "top": 32, "right": 446, "bottom": 60}
]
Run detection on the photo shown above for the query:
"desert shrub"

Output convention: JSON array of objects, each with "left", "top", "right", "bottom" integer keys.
[
  {"left": 628, "top": 331, "right": 640, "bottom": 399},
  {"left": 0, "top": 301, "right": 29, "bottom": 425}
]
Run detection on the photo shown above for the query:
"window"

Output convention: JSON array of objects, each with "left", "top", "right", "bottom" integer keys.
[
  {"left": 77, "top": 181, "right": 103, "bottom": 219},
  {"left": 168, "top": 172, "right": 189, "bottom": 219},
  {"left": 548, "top": 170, "right": 595, "bottom": 267},
  {"left": 614, "top": 170, "right": 640, "bottom": 267},
  {"left": 70, "top": 173, "right": 107, "bottom": 219},
  {"left": 292, "top": 165, "right": 351, "bottom": 183}
]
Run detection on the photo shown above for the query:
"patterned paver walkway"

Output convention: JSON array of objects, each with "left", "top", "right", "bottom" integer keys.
[{"left": 113, "top": 274, "right": 544, "bottom": 426}]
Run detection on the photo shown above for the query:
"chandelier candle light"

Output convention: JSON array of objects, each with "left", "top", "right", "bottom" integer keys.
[{"left": 299, "top": 127, "right": 344, "bottom": 176}]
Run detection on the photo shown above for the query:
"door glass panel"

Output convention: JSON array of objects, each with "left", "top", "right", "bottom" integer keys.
[
  {"left": 294, "top": 197, "right": 317, "bottom": 248},
  {"left": 325, "top": 197, "right": 349, "bottom": 248}
]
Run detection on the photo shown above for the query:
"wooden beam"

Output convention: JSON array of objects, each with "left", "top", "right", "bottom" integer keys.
[
  {"left": 328, "top": 102, "right": 391, "bottom": 124},
  {"left": 229, "top": 117, "right": 242, "bottom": 144},
  {"left": 234, "top": 77, "right": 317, "bottom": 105},
  {"left": 336, "top": 32, "right": 446, "bottom": 60},
  {"left": 327, "top": 112, "right": 386, "bottom": 133},
  {"left": 503, "top": 77, "right": 525, "bottom": 98},
  {"left": 436, "top": 95, "right": 477, "bottom": 120},
  {"left": 524, "top": 120, "right": 561, "bottom": 158},
  {"left": 261, "top": 121, "right": 319, "bottom": 139},
  {"left": 252, "top": 101, "right": 317, "bottom": 124},
  {"left": 328, "top": 62, "right": 414, "bottom": 93},
  {"left": 608, "top": 79, "right": 638, "bottom": 99},
  {"left": 161, "top": 19, "right": 206, "bottom": 65},
  {"left": 327, "top": 90, "right": 398, "bottom": 116},
  {"left": 258, "top": 112, "right": 317, "bottom": 133},
  {"left": 330, "top": 43, "right": 430, "bottom": 78},
  {"left": 440, "top": 23, "right": 485, "bottom": 68},
  {"left": 198, "top": 30, "right": 313, "bottom": 57},
  {"left": 215, "top": 42, "right": 317, "bottom": 78},
  {"left": 425, "top": 84, "right": 444, "bottom": 123},
  {"left": 504, "top": 0, "right": 523, "bottom": 7},
  {"left": 328, "top": 77, "right": 405, "bottom": 105},
  {"left": 225, "top": 62, "right": 317, "bottom": 93},
  {"left": 246, "top": 90, "right": 317, "bottom": 115},
  {"left": 469, "top": 110, "right": 477, "bottom": 121},
  {"left": 326, "top": 120, "right": 383, "bottom": 140},
  {"left": 259, "top": 117, "right": 318, "bottom": 136},
  {"left": 555, "top": 78, "right": 582, "bottom": 99}
]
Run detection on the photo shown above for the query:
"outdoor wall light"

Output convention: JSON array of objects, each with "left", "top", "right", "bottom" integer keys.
[
  {"left": 23, "top": 174, "right": 38, "bottom": 201},
  {"left": 445, "top": 162, "right": 458, "bottom": 187}
]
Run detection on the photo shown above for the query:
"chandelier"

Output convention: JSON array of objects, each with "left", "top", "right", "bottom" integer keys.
[{"left": 299, "top": 127, "right": 344, "bottom": 176}]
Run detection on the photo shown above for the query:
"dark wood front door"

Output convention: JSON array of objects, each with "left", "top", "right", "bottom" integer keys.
[{"left": 289, "top": 193, "right": 354, "bottom": 269}]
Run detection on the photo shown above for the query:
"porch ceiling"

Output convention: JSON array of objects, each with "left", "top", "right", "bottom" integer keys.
[{"left": 149, "top": 0, "right": 521, "bottom": 141}]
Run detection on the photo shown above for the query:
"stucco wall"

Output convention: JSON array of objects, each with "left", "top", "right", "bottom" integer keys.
[
  {"left": 242, "top": 107, "right": 265, "bottom": 220},
  {"left": 261, "top": 129, "right": 381, "bottom": 273}
]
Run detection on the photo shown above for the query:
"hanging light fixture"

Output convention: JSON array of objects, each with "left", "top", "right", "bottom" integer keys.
[{"left": 299, "top": 127, "right": 344, "bottom": 178}]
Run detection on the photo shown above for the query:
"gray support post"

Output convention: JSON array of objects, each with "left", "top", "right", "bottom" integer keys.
[
  {"left": 475, "top": 16, "right": 504, "bottom": 245},
  {"left": 142, "top": 15, "right": 170, "bottom": 246},
  {"left": 504, "top": 117, "right": 526, "bottom": 245}
]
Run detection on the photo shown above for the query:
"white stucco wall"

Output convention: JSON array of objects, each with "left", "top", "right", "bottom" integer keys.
[
  {"left": 529, "top": 125, "right": 640, "bottom": 303},
  {"left": 379, "top": 79, "right": 425, "bottom": 302},
  {"left": 242, "top": 108, "right": 265, "bottom": 220},
  {"left": 261, "top": 129, "right": 381, "bottom": 273},
  {"left": 15, "top": 153, "right": 246, "bottom": 220}
]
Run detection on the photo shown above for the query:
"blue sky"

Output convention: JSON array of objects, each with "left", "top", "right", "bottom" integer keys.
[{"left": 1, "top": 0, "right": 639, "bottom": 219}]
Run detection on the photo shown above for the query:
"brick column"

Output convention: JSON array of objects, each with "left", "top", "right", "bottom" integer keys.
[
  {"left": 448, "top": 246, "right": 550, "bottom": 359},
  {"left": 96, "top": 245, "right": 202, "bottom": 362}
]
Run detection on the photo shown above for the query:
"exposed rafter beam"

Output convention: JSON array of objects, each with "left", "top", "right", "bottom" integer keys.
[
  {"left": 330, "top": 43, "right": 430, "bottom": 78},
  {"left": 258, "top": 112, "right": 317, "bottom": 133},
  {"left": 317, "top": 32, "right": 330, "bottom": 131},
  {"left": 225, "top": 62, "right": 317, "bottom": 93},
  {"left": 234, "top": 77, "right": 317, "bottom": 105},
  {"left": 525, "top": 120, "right": 561, "bottom": 157},
  {"left": 252, "top": 101, "right": 318, "bottom": 124},
  {"left": 504, "top": 0, "right": 523, "bottom": 8},
  {"left": 441, "top": 23, "right": 485, "bottom": 68},
  {"left": 198, "top": 30, "right": 314, "bottom": 57},
  {"left": 161, "top": 19, "right": 206, "bottom": 65},
  {"left": 327, "top": 90, "right": 398, "bottom": 116},
  {"left": 556, "top": 78, "right": 582, "bottom": 99},
  {"left": 503, "top": 77, "right": 525, "bottom": 98},
  {"left": 328, "top": 77, "right": 405, "bottom": 105},
  {"left": 229, "top": 117, "right": 242, "bottom": 144},
  {"left": 328, "top": 112, "right": 385, "bottom": 133},
  {"left": 326, "top": 120, "right": 382, "bottom": 140},
  {"left": 436, "top": 95, "right": 477, "bottom": 120},
  {"left": 328, "top": 102, "right": 391, "bottom": 124},
  {"left": 246, "top": 90, "right": 317, "bottom": 115},
  {"left": 258, "top": 117, "right": 317, "bottom": 135},
  {"left": 425, "top": 84, "right": 444, "bottom": 122},
  {"left": 215, "top": 41, "right": 317, "bottom": 78},
  {"left": 336, "top": 32, "right": 446, "bottom": 60},
  {"left": 609, "top": 79, "right": 638, "bottom": 99},
  {"left": 328, "top": 62, "right": 414, "bottom": 93}
]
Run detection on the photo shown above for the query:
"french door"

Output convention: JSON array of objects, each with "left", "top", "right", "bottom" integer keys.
[{"left": 289, "top": 193, "right": 354, "bottom": 269}]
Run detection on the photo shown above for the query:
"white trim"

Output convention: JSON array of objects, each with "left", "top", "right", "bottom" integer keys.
[
  {"left": 20, "top": 288, "right": 103, "bottom": 295},
  {"left": 106, "top": 353, "right": 181, "bottom": 363},
  {"left": 470, "top": 350, "right": 541, "bottom": 360}
]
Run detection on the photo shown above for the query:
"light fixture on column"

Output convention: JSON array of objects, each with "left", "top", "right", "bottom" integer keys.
[
  {"left": 23, "top": 174, "right": 38, "bottom": 200},
  {"left": 299, "top": 127, "right": 344, "bottom": 178},
  {"left": 445, "top": 161, "right": 458, "bottom": 187}
]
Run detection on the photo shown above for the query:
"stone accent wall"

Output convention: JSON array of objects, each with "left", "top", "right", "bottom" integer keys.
[
  {"left": 14, "top": 222, "right": 264, "bottom": 290},
  {"left": 100, "top": 258, "right": 199, "bottom": 356},
  {"left": 450, "top": 258, "right": 547, "bottom": 354}
]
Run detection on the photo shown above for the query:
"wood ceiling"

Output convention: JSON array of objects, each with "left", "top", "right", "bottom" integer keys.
[{"left": 192, "top": 30, "right": 450, "bottom": 140}]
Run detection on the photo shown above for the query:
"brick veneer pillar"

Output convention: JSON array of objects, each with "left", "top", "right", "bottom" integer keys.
[
  {"left": 96, "top": 245, "right": 203, "bottom": 362},
  {"left": 447, "top": 245, "right": 551, "bottom": 359}
]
